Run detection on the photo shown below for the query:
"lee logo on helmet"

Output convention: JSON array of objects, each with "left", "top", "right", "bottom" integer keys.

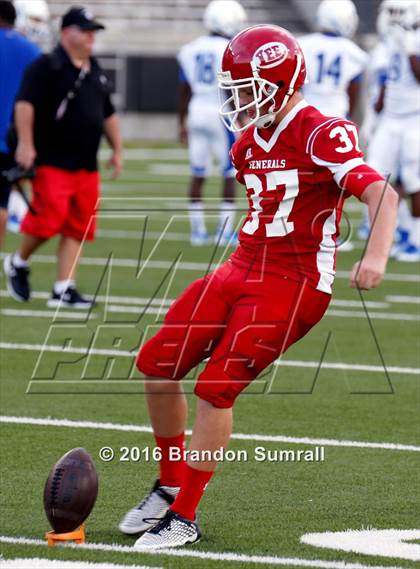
[{"left": 252, "top": 42, "right": 289, "bottom": 69}]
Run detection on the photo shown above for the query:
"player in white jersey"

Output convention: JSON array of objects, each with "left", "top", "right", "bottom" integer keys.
[
  {"left": 367, "top": 0, "right": 420, "bottom": 261},
  {"left": 358, "top": 14, "right": 390, "bottom": 240},
  {"left": 14, "top": 0, "right": 52, "bottom": 51},
  {"left": 177, "top": 0, "right": 247, "bottom": 246},
  {"left": 299, "top": 0, "right": 367, "bottom": 252},
  {"left": 299, "top": 0, "right": 368, "bottom": 120}
]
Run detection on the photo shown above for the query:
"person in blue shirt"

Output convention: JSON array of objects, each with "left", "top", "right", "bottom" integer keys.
[{"left": 0, "top": 0, "right": 40, "bottom": 249}]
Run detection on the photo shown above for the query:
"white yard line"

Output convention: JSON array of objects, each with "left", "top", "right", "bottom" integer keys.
[
  {"left": 0, "top": 309, "right": 95, "bottom": 320},
  {"left": 0, "top": 290, "right": 394, "bottom": 309},
  {"left": 0, "top": 290, "right": 173, "bottom": 306},
  {"left": 0, "top": 536, "right": 411, "bottom": 569},
  {"left": 97, "top": 229, "right": 191, "bottom": 241},
  {"left": 97, "top": 229, "right": 366, "bottom": 250},
  {"left": 148, "top": 164, "right": 191, "bottom": 176},
  {"left": 326, "top": 309, "right": 419, "bottom": 321},
  {"left": 329, "top": 299, "right": 389, "bottom": 309},
  {"left": 0, "top": 304, "right": 417, "bottom": 322},
  {"left": 273, "top": 359, "right": 419, "bottom": 375},
  {"left": 99, "top": 148, "right": 188, "bottom": 161},
  {"left": 0, "top": 558, "right": 166, "bottom": 569},
  {"left": 386, "top": 295, "right": 420, "bottom": 305},
  {"left": 1, "top": 415, "right": 419, "bottom": 452},
  {"left": 1, "top": 253, "right": 419, "bottom": 282},
  {"left": 97, "top": 229, "right": 369, "bottom": 251},
  {"left": 0, "top": 341, "right": 419, "bottom": 376}
]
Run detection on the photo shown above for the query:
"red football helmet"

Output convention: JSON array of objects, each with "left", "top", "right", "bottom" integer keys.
[{"left": 218, "top": 25, "right": 306, "bottom": 132}]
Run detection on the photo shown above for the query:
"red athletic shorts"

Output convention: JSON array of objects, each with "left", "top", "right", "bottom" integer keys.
[
  {"left": 137, "top": 258, "right": 330, "bottom": 408},
  {"left": 21, "top": 166, "right": 99, "bottom": 241}
]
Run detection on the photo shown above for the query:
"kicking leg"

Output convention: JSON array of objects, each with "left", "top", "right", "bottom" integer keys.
[
  {"left": 145, "top": 377, "right": 187, "bottom": 486},
  {"left": 170, "top": 398, "right": 232, "bottom": 520},
  {"left": 118, "top": 377, "right": 187, "bottom": 535}
]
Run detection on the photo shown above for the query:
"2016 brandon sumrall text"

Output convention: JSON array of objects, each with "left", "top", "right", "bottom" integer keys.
[{"left": 107, "top": 445, "right": 326, "bottom": 463}]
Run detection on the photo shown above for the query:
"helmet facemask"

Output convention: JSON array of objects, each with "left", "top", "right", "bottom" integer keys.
[{"left": 218, "top": 71, "right": 280, "bottom": 132}]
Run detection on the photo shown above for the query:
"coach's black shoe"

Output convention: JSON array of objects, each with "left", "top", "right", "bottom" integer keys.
[
  {"left": 47, "top": 286, "right": 96, "bottom": 309},
  {"left": 3, "top": 254, "right": 31, "bottom": 302},
  {"left": 134, "top": 510, "right": 201, "bottom": 549}
]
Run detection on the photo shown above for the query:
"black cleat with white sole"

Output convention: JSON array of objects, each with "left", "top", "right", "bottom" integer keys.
[
  {"left": 3, "top": 254, "right": 31, "bottom": 302},
  {"left": 134, "top": 510, "right": 201, "bottom": 549},
  {"left": 47, "top": 286, "right": 96, "bottom": 309}
]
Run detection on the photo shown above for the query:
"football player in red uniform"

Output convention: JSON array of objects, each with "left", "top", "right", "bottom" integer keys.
[{"left": 120, "top": 25, "right": 398, "bottom": 549}]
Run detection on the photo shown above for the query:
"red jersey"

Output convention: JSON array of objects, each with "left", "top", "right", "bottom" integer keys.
[{"left": 230, "top": 100, "right": 383, "bottom": 294}]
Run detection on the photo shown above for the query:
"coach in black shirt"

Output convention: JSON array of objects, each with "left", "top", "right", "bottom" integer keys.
[{"left": 5, "top": 6, "right": 123, "bottom": 307}]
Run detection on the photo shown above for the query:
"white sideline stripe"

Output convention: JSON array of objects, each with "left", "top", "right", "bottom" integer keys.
[
  {"left": 0, "top": 309, "right": 96, "bottom": 320},
  {"left": 1, "top": 342, "right": 419, "bottom": 377},
  {"left": 327, "top": 309, "right": 419, "bottom": 321},
  {"left": 0, "top": 536, "right": 409, "bottom": 569},
  {"left": 0, "top": 558, "right": 165, "bottom": 569},
  {"left": 1, "top": 416, "right": 419, "bottom": 453},
  {"left": 386, "top": 295, "right": 420, "bottom": 305},
  {"left": 1, "top": 253, "right": 419, "bottom": 282}
]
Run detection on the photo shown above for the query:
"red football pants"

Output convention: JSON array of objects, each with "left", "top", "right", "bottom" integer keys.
[{"left": 137, "top": 259, "right": 330, "bottom": 408}]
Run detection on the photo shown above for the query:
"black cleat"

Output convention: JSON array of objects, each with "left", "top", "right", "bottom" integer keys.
[
  {"left": 3, "top": 254, "right": 31, "bottom": 302},
  {"left": 47, "top": 286, "right": 96, "bottom": 309}
]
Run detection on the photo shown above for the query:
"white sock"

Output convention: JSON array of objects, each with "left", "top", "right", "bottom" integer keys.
[
  {"left": 219, "top": 201, "right": 236, "bottom": 235},
  {"left": 189, "top": 201, "right": 207, "bottom": 235},
  {"left": 397, "top": 200, "right": 413, "bottom": 233},
  {"left": 410, "top": 217, "right": 420, "bottom": 247},
  {"left": 54, "top": 279, "right": 75, "bottom": 294},
  {"left": 13, "top": 252, "right": 29, "bottom": 268}
]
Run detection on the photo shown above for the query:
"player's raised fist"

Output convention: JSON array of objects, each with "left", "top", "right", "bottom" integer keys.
[{"left": 349, "top": 258, "right": 386, "bottom": 290}]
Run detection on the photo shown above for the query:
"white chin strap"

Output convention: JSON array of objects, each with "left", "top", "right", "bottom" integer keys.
[
  {"left": 255, "top": 112, "right": 276, "bottom": 128},
  {"left": 254, "top": 87, "right": 293, "bottom": 129}
]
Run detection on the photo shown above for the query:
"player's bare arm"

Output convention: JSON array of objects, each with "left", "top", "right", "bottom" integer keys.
[
  {"left": 347, "top": 77, "right": 362, "bottom": 122},
  {"left": 177, "top": 80, "right": 192, "bottom": 144},
  {"left": 103, "top": 113, "right": 123, "bottom": 179},
  {"left": 350, "top": 180, "right": 399, "bottom": 290},
  {"left": 408, "top": 55, "right": 420, "bottom": 82},
  {"left": 14, "top": 100, "right": 36, "bottom": 170}
]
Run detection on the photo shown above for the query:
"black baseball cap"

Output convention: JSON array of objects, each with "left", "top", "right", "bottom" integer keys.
[{"left": 61, "top": 6, "right": 105, "bottom": 31}]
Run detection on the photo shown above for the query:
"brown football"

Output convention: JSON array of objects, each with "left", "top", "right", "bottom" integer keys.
[{"left": 43, "top": 447, "right": 98, "bottom": 533}]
